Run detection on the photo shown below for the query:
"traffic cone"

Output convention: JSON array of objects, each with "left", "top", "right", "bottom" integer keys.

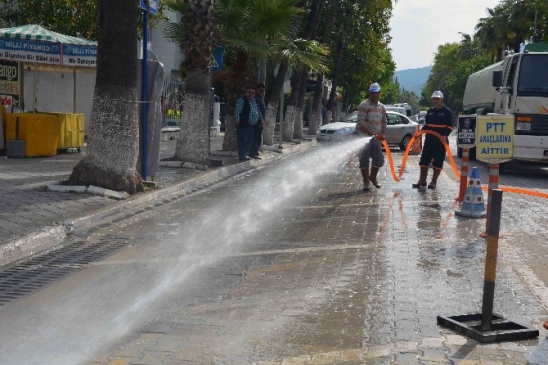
[{"left": 455, "top": 167, "right": 486, "bottom": 218}]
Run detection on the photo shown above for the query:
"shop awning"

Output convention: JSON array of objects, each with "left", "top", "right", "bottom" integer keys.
[{"left": 0, "top": 24, "right": 97, "bottom": 67}]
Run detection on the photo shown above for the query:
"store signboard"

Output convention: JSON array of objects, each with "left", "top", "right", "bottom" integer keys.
[
  {"left": 62, "top": 44, "right": 97, "bottom": 68},
  {"left": 0, "top": 59, "right": 20, "bottom": 107},
  {"left": 0, "top": 38, "right": 61, "bottom": 65}
]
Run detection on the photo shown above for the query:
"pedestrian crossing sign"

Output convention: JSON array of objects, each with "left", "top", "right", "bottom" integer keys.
[
  {"left": 140, "top": 0, "right": 158, "bottom": 15},
  {"left": 210, "top": 46, "right": 224, "bottom": 70}
]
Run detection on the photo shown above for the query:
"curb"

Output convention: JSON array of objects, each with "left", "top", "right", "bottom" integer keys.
[{"left": 0, "top": 140, "right": 316, "bottom": 267}]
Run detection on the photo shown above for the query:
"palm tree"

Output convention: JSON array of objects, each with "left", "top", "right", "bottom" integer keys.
[
  {"left": 308, "top": 0, "right": 338, "bottom": 135},
  {"left": 68, "top": 0, "right": 143, "bottom": 194},
  {"left": 262, "top": 38, "right": 329, "bottom": 145},
  {"left": 215, "top": 0, "right": 305, "bottom": 151},
  {"left": 286, "top": 0, "right": 325, "bottom": 141},
  {"left": 165, "top": 0, "right": 302, "bottom": 152},
  {"left": 475, "top": 6, "right": 509, "bottom": 61},
  {"left": 164, "top": 0, "right": 215, "bottom": 165}
]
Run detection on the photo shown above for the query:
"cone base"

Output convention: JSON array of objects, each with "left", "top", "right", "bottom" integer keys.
[{"left": 455, "top": 209, "right": 487, "bottom": 218}]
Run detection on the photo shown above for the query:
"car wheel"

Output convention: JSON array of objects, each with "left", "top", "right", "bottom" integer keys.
[{"left": 399, "top": 135, "right": 412, "bottom": 151}]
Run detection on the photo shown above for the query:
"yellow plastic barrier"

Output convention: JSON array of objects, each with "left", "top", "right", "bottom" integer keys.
[
  {"left": 5, "top": 113, "right": 59, "bottom": 157},
  {"left": 43, "top": 112, "right": 85, "bottom": 150}
]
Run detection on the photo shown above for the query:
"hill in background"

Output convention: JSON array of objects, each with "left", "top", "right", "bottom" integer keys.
[{"left": 394, "top": 66, "right": 432, "bottom": 96}]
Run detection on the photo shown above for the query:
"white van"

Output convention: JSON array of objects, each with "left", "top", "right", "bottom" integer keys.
[
  {"left": 384, "top": 105, "right": 407, "bottom": 115},
  {"left": 393, "top": 103, "right": 415, "bottom": 121}
]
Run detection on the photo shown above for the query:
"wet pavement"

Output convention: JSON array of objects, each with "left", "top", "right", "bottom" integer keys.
[
  {"left": 1, "top": 132, "right": 548, "bottom": 364},
  {"left": 0, "top": 132, "right": 312, "bottom": 266}
]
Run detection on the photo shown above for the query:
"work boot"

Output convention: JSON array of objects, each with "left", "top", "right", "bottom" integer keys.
[
  {"left": 428, "top": 168, "right": 442, "bottom": 189},
  {"left": 361, "top": 168, "right": 370, "bottom": 191},
  {"left": 370, "top": 166, "right": 381, "bottom": 188},
  {"left": 412, "top": 166, "right": 428, "bottom": 188}
]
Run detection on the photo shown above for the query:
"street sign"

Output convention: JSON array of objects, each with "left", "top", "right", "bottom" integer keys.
[
  {"left": 306, "top": 79, "right": 317, "bottom": 93},
  {"left": 210, "top": 46, "right": 224, "bottom": 70},
  {"left": 457, "top": 115, "right": 477, "bottom": 148},
  {"left": 476, "top": 114, "right": 514, "bottom": 163},
  {"left": 140, "top": 0, "right": 158, "bottom": 15}
]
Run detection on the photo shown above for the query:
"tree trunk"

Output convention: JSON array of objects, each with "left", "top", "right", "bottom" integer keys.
[
  {"left": 68, "top": 0, "right": 143, "bottom": 195},
  {"left": 263, "top": 103, "right": 279, "bottom": 145},
  {"left": 293, "top": 70, "right": 308, "bottom": 139},
  {"left": 308, "top": 0, "right": 337, "bottom": 135},
  {"left": 308, "top": 74, "right": 325, "bottom": 134},
  {"left": 293, "top": 0, "right": 323, "bottom": 139},
  {"left": 222, "top": 51, "right": 249, "bottom": 151},
  {"left": 263, "top": 60, "right": 289, "bottom": 145},
  {"left": 174, "top": 72, "right": 211, "bottom": 165},
  {"left": 174, "top": 0, "right": 215, "bottom": 162},
  {"left": 327, "top": 27, "right": 348, "bottom": 120},
  {"left": 283, "top": 104, "right": 295, "bottom": 142}
]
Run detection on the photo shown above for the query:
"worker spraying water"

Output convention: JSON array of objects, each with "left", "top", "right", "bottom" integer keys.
[{"left": 355, "top": 82, "right": 387, "bottom": 192}]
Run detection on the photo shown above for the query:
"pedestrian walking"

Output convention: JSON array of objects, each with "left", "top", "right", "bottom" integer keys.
[
  {"left": 234, "top": 86, "right": 264, "bottom": 161},
  {"left": 355, "top": 82, "right": 387, "bottom": 191},
  {"left": 249, "top": 83, "right": 266, "bottom": 159},
  {"left": 412, "top": 90, "right": 453, "bottom": 190}
]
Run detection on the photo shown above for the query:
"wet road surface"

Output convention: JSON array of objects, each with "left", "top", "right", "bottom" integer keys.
[{"left": 1, "top": 140, "right": 548, "bottom": 364}]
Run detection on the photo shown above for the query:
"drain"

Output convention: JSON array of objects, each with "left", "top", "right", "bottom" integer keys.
[{"left": 0, "top": 236, "right": 129, "bottom": 305}]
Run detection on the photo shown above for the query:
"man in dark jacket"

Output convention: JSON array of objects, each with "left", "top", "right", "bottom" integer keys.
[
  {"left": 412, "top": 90, "right": 453, "bottom": 189},
  {"left": 249, "top": 83, "right": 266, "bottom": 159},
  {"left": 234, "top": 86, "right": 264, "bottom": 161}
]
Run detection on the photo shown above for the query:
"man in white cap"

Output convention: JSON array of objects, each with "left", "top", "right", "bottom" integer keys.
[
  {"left": 412, "top": 90, "right": 453, "bottom": 189},
  {"left": 355, "top": 82, "right": 387, "bottom": 191}
]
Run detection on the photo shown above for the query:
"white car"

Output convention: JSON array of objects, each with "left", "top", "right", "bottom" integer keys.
[{"left": 317, "top": 111, "right": 419, "bottom": 151}]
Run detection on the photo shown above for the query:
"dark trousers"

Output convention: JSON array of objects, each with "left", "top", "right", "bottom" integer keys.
[
  {"left": 419, "top": 140, "right": 446, "bottom": 169},
  {"left": 237, "top": 125, "right": 254, "bottom": 159},
  {"left": 249, "top": 124, "right": 263, "bottom": 157}
]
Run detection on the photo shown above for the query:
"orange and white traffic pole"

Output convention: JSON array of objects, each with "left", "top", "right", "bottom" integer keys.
[
  {"left": 480, "top": 164, "right": 499, "bottom": 238},
  {"left": 456, "top": 148, "right": 469, "bottom": 202}
]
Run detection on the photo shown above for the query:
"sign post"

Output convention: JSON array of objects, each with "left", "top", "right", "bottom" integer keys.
[
  {"left": 139, "top": 0, "right": 157, "bottom": 180},
  {"left": 439, "top": 116, "right": 537, "bottom": 342}
]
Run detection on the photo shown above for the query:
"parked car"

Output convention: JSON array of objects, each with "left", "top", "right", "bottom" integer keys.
[
  {"left": 316, "top": 110, "right": 418, "bottom": 151},
  {"left": 315, "top": 112, "right": 359, "bottom": 142}
]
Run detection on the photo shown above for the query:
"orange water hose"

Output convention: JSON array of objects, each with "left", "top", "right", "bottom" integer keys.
[
  {"left": 381, "top": 130, "right": 460, "bottom": 181},
  {"left": 380, "top": 130, "right": 548, "bottom": 199}
]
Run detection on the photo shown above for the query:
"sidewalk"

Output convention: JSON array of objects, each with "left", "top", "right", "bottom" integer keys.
[{"left": 0, "top": 131, "right": 316, "bottom": 267}]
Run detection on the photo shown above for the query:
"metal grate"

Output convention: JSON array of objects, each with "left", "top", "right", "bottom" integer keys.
[{"left": 0, "top": 236, "right": 129, "bottom": 305}]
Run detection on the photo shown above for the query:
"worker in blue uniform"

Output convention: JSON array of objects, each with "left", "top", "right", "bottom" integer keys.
[{"left": 412, "top": 90, "right": 453, "bottom": 190}]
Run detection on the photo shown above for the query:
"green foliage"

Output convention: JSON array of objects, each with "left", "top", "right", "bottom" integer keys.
[
  {"left": 475, "top": 0, "right": 548, "bottom": 57},
  {"left": 0, "top": 0, "right": 168, "bottom": 40},
  {"left": 334, "top": 0, "right": 395, "bottom": 107},
  {"left": 421, "top": 40, "right": 490, "bottom": 112},
  {"left": 0, "top": 0, "right": 99, "bottom": 39}
]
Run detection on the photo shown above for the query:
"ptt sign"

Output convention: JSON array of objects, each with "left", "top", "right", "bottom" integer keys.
[{"left": 476, "top": 114, "right": 514, "bottom": 163}]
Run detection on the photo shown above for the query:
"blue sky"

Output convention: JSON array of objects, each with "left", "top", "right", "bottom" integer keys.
[{"left": 389, "top": 0, "right": 501, "bottom": 71}]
